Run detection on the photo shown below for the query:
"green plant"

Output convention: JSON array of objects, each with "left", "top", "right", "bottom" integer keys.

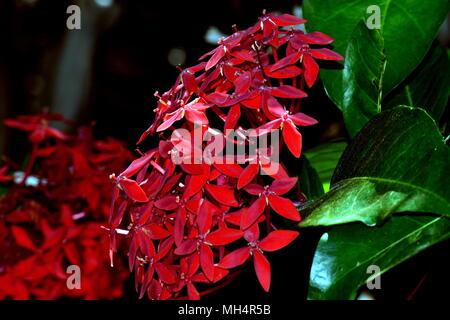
[{"left": 299, "top": 0, "right": 450, "bottom": 299}]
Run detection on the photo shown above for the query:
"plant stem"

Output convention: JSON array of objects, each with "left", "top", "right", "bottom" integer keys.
[
  {"left": 407, "top": 273, "right": 428, "bottom": 300},
  {"left": 294, "top": 76, "right": 305, "bottom": 113},
  {"left": 271, "top": 45, "right": 283, "bottom": 87},
  {"left": 254, "top": 41, "right": 270, "bottom": 85},
  {"left": 265, "top": 205, "right": 271, "bottom": 234}
]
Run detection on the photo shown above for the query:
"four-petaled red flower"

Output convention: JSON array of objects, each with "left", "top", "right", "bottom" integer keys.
[
  {"left": 242, "top": 177, "right": 300, "bottom": 230},
  {"left": 218, "top": 224, "right": 299, "bottom": 291}
]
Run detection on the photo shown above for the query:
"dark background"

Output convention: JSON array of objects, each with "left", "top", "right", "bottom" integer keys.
[
  {"left": 1, "top": 0, "right": 339, "bottom": 158},
  {"left": 0, "top": 0, "right": 448, "bottom": 301}
]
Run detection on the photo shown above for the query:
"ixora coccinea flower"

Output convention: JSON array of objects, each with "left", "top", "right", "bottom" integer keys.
[
  {"left": 0, "top": 111, "right": 130, "bottom": 299},
  {"left": 108, "top": 11, "right": 343, "bottom": 300}
]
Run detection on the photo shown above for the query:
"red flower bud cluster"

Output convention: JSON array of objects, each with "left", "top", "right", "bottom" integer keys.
[
  {"left": 109, "top": 11, "right": 343, "bottom": 299},
  {"left": 0, "top": 111, "right": 131, "bottom": 299}
]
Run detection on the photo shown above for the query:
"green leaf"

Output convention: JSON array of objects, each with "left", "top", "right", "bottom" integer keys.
[
  {"left": 308, "top": 214, "right": 450, "bottom": 300},
  {"left": 303, "top": 140, "right": 348, "bottom": 187},
  {"left": 303, "top": 0, "right": 449, "bottom": 115},
  {"left": 297, "top": 155, "right": 325, "bottom": 201},
  {"left": 300, "top": 178, "right": 450, "bottom": 227},
  {"left": 342, "top": 21, "right": 387, "bottom": 136},
  {"left": 384, "top": 42, "right": 450, "bottom": 124},
  {"left": 300, "top": 106, "right": 450, "bottom": 227}
]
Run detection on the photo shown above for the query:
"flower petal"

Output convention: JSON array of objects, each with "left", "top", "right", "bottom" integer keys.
[
  {"left": 253, "top": 250, "right": 271, "bottom": 292},
  {"left": 234, "top": 71, "right": 252, "bottom": 94},
  {"left": 156, "top": 109, "right": 183, "bottom": 132},
  {"left": 204, "top": 184, "right": 239, "bottom": 207},
  {"left": 11, "top": 226, "right": 37, "bottom": 251},
  {"left": 181, "top": 70, "right": 199, "bottom": 93},
  {"left": 224, "top": 104, "right": 241, "bottom": 130},
  {"left": 297, "top": 32, "right": 334, "bottom": 45},
  {"left": 205, "top": 92, "right": 229, "bottom": 106},
  {"left": 41, "top": 228, "right": 65, "bottom": 251},
  {"left": 144, "top": 224, "right": 171, "bottom": 240},
  {"left": 244, "top": 183, "right": 265, "bottom": 195},
  {"left": 206, "top": 227, "right": 243, "bottom": 246},
  {"left": 174, "top": 208, "right": 187, "bottom": 246},
  {"left": 259, "top": 230, "right": 299, "bottom": 252},
  {"left": 155, "top": 263, "right": 177, "bottom": 284},
  {"left": 269, "top": 51, "right": 302, "bottom": 72},
  {"left": 266, "top": 65, "right": 302, "bottom": 78},
  {"left": 309, "top": 48, "right": 344, "bottom": 61},
  {"left": 206, "top": 46, "right": 226, "bottom": 71},
  {"left": 3, "top": 119, "right": 36, "bottom": 131},
  {"left": 200, "top": 243, "right": 215, "bottom": 282},
  {"left": 120, "top": 151, "right": 155, "bottom": 178},
  {"left": 174, "top": 238, "right": 197, "bottom": 255},
  {"left": 187, "top": 282, "right": 200, "bottom": 300},
  {"left": 185, "top": 109, "right": 209, "bottom": 126},
  {"left": 139, "top": 266, "right": 155, "bottom": 299},
  {"left": 237, "top": 162, "right": 259, "bottom": 189},
  {"left": 197, "top": 200, "right": 214, "bottom": 234},
  {"left": 119, "top": 178, "right": 149, "bottom": 202},
  {"left": 155, "top": 195, "right": 179, "bottom": 211},
  {"left": 269, "top": 85, "right": 308, "bottom": 99},
  {"left": 269, "top": 177, "right": 298, "bottom": 195},
  {"left": 243, "top": 223, "right": 260, "bottom": 242},
  {"left": 241, "top": 196, "right": 266, "bottom": 230},
  {"left": 267, "top": 195, "right": 300, "bottom": 221},
  {"left": 230, "top": 49, "right": 255, "bottom": 63},
  {"left": 218, "top": 247, "right": 251, "bottom": 269},
  {"left": 250, "top": 119, "right": 282, "bottom": 137},
  {"left": 282, "top": 121, "right": 302, "bottom": 158},
  {"left": 271, "top": 14, "right": 306, "bottom": 26},
  {"left": 302, "top": 54, "right": 319, "bottom": 88},
  {"left": 213, "top": 161, "right": 243, "bottom": 178},
  {"left": 183, "top": 168, "right": 210, "bottom": 199},
  {"left": 289, "top": 112, "right": 318, "bottom": 126}
]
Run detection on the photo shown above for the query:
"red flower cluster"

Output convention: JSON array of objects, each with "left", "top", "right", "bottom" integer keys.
[
  {"left": 109, "top": 11, "right": 343, "bottom": 299},
  {"left": 0, "top": 111, "right": 131, "bottom": 299}
]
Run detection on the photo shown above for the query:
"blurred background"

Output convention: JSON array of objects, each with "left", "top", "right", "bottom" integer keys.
[{"left": 0, "top": 0, "right": 313, "bottom": 160}]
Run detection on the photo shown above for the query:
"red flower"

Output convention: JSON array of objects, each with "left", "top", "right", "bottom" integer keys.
[
  {"left": 156, "top": 99, "right": 210, "bottom": 132},
  {"left": 241, "top": 177, "right": 300, "bottom": 230},
  {"left": 270, "top": 38, "right": 344, "bottom": 88},
  {"left": 218, "top": 224, "right": 299, "bottom": 291},
  {"left": 0, "top": 113, "right": 130, "bottom": 299},
  {"left": 108, "top": 11, "right": 343, "bottom": 300},
  {"left": 0, "top": 166, "right": 12, "bottom": 182},
  {"left": 174, "top": 200, "right": 242, "bottom": 282},
  {"left": 4, "top": 112, "right": 70, "bottom": 143},
  {"left": 252, "top": 109, "right": 318, "bottom": 158}
]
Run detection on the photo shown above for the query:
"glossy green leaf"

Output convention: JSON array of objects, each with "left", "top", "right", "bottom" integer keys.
[
  {"left": 342, "top": 21, "right": 387, "bottom": 136},
  {"left": 297, "top": 155, "right": 324, "bottom": 201},
  {"left": 303, "top": 140, "right": 347, "bottom": 187},
  {"left": 300, "top": 106, "right": 450, "bottom": 227},
  {"left": 308, "top": 214, "right": 450, "bottom": 300},
  {"left": 384, "top": 42, "right": 450, "bottom": 124},
  {"left": 303, "top": 0, "right": 449, "bottom": 115}
]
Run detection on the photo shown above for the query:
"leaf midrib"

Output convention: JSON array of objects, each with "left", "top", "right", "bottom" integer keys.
[{"left": 341, "top": 176, "right": 450, "bottom": 209}]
